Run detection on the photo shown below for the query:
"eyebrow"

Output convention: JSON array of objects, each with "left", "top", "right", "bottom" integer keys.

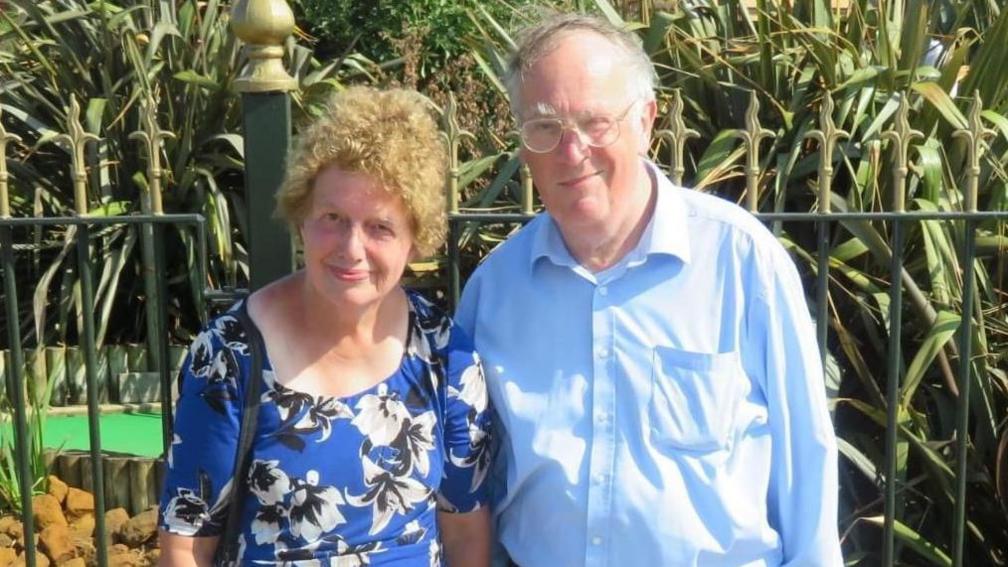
[{"left": 525, "top": 102, "right": 559, "bottom": 119}]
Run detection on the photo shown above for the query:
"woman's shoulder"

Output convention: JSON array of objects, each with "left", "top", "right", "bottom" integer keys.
[{"left": 404, "top": 289, "right": 473, "bottom": 351}]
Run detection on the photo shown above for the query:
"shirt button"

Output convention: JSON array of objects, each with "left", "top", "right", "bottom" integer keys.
[
  {"left": 598, "top": 286, "right": 608, "bottom": 296},
  {"left": 597, "top": 346, "right": 610, "bottom": 358},
  {"left": 591, "top": 536, "right": 603, "bottom": 546},
  {"left": 593, "top": 473, "right": 606, "bottom": 484},
  {"left": 597, "top": 411, "right": 610, "bottom": 424}
]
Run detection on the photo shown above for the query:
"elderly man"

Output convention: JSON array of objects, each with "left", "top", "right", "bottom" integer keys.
[{"left": 454, "top": 12, "right": 843, "bottom": 567}]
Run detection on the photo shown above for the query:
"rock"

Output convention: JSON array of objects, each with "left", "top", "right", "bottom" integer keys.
[
  {"left": 107, "top": 549, "right": 144, "bottom": 567},
  {"left": 143, "top": 547, "right": 160, "bottom": 566},
  {"left": 64, "top": 488, "right": 95, "bottom": 521},
  {"left": 109, "top": 543, "right": 130, "bottom": 555},
  {"left": 0, "top": 516, "right": 17, "bottom": 535},
  {"left": 120, "top": 509, "right": 157, "bottom": 548},
  {"left": 38, "top": 524, "right": 74, "bottom": 564},
  {"left": 45, "top": 476, "right": 68, "bottom": 505},
  {"left": 0, "top": 533, "right": 13, "bottom": 547},
  {"left": 30, "top": 494, "right": 66, "bottom": 529},
  {"left": 68, "top": 513, "right": 94, "bottom": 538},
  {"left": 104, "top": 508, "right": 131, "bottom": 543},
  {"left": 0, "top": 548, "right": 15, "bottom": 565},
  {"left": 62, "top": 558, "right": 86, "bottom": 567},
  {"left": 13, "top": 550, "right": 49, "bottom": 567},
  {"left": 71, "top": 536, "right": 95, "bottom": 566},
  {"left": 2, "top": 518, "right": 21, "bottom": 539}
]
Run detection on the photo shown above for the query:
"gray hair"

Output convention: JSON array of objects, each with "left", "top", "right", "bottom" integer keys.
[{"left": 504, "top": 12, "right": 656, "bottom": 117}]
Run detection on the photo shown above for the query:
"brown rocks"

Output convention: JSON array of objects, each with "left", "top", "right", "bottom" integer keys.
[
  {"left": 64, "top": 488, "right": 95, "bottom": 520},
  {"left": 30, "top": 495, "right": 66, "bottom": 529},
  {"left": 46, "top": 475, "right": 68, "bottom": 505},
  {"left": 120, "top": 508, "right": 158, "bottom": 547},
  {"left": 38, "top": 524, "right": 74, "bottom": 564},
  {"left": 108, "top": 543, "right": 145, "bottom": 567},
  {"left": 69, "top": 513, "right": 95, "bottom": 538},
  {"left": 3, "top": 477, "right": 161, "bottom": 566},
  {"left": 105, "top": 507, "right": 131, "bottom": 543},
  {"left": 13, "top": 550, "right": 50, "bottom": 566}
]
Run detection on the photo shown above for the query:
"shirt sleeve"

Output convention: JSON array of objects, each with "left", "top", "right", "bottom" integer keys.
[
  {"left": 750, "top": 244, "right": 843, "bottom": 566},
  {"left": 159, "top": 315, "right": 247, "bottom": 536},
  {"left": 435, "top": 321, "right": 493, "bottom": 513}
]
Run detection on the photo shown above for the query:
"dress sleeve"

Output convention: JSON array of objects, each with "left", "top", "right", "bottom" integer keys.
[
  {"left": 436, "top": 321, "right": 493, "bottom": 513},
  {"left": 159, "top": 313, "right": 248, "bottom": 536}
]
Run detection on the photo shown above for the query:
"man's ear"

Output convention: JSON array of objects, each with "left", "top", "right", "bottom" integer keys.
[{"left": 637, "top": 99, "right": 658, "bottom": 154}]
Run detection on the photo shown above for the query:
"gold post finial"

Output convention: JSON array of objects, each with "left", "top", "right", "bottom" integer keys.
[
  {"left": 951, "top": 92, "right": 994, "bottom": 213},
  {"left": 52, "top": 96, "right": 100, "bottom": 215},
  {"left": 440, "top": 94, "right": 475, "bottom": 215},
  {"left": 232, "top": 0, "right": 298, "bottom": 93},
  {"left": 881, "top": 94, "right": 923, "bottom": 213},
  {"left": 655, "top": 89, "right": 700, "bottom": 186},
  {"left": 730, "top": 91, "right": 775, "bottom": 212},
  {"left": 804, "top": 92, "right": 850, "bottom": 214},
  {"left": 130, "top": 95, "right": 176, "bottom": 215}
]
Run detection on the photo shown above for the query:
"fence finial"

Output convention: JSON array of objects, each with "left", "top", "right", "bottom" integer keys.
[
  {"left": 232, "top": 0, "right": 298, "bottom": 93},
  {"left": 730, "top": 91, "right": 774, "bottom": 212},
  {"left": 130, "top": 95, "right": 176, "bottom": 215},
  {"left": 881, "top": 94, "right": 923, "bottom": 213},
  {"left": 804, "top": 92, "right": 849, "bottom": 214},
  {"left": 952, "top": 92, "right": 994, "bottom": 213},
  {"left": 440, "top": 94, "right": 475, "bottom": 215},
  {"left": 0, "top": 105, "right": 23, "bottom": 218},
  {"left": 655, "top": 89, "right": 700, "bottom": 186},
  {"left": 54, "top": 95, "right": 100, "bottom": 215}
]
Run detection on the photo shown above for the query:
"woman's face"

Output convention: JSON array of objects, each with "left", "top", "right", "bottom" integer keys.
[{"left": 300, "top": 166, "right": 415, "bottom": 310}]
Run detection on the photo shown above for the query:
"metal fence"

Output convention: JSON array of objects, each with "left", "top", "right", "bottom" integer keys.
[{"left": 2, "top": 23, "right": 1007, "bottom": 567}]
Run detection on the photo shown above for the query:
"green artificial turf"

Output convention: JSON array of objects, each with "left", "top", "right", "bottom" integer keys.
[{"left": 39, "top": 412, "right": 165, "bottom": 458}]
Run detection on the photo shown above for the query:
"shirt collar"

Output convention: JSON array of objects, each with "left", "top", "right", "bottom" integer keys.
[{"left": 529, "top": 159, "right": 692, "bottom": 270}]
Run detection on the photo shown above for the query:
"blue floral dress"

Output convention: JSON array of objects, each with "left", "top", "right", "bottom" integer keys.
[{"left": 159, "top": 290, "right": 492, "bottom": 565}]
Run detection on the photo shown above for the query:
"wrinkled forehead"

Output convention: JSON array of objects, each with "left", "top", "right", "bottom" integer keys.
[{"left": 517, "top": 32, "right": 635, "bottom": 119}]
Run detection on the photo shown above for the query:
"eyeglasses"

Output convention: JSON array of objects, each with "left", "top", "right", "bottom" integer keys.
[{"left": 519, "top": 100, "right": 638, "bottom": 154}]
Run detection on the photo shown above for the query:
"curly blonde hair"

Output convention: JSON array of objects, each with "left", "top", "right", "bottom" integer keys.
[{"left": 276, "top": 87, "right": 447, "bottom": 257}]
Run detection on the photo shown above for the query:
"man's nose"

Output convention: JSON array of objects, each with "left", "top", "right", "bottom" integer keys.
[{"left": 555, "top": 125, "right": 590, "bottom": 161}]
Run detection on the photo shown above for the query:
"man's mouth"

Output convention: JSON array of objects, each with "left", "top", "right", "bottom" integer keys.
[{"left": 560, "top": 171, "right": 601, "bottom": 187}]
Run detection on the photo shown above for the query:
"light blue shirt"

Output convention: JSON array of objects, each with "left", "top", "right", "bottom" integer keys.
[{"left": 455, "top": 161, "right": 842, "bottom": 567}]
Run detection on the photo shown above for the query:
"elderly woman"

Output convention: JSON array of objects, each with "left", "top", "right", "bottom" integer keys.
[{"left": 158, "top": 87, "right": 492, "bottom": 566}]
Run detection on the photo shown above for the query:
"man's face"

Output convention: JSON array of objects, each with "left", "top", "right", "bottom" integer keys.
[{"left": 518, "top": 32, "right": 657, "bottom": 236}]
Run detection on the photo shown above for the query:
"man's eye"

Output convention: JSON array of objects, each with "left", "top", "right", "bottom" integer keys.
[
  {"left": 582, "top": 117, "right": 613, "bottom": 135},
  {"left": 528, "top": 121, "right": 560, "bottom": 134}
]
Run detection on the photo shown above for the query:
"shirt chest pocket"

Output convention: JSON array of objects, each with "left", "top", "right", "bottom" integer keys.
[{"left": 648, "top": 346, "right": 744, "bottom": 453}]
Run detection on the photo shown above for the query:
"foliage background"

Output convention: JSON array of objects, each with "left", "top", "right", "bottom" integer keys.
[{"left": 1, "top": 0, "right": 1007, "bottom": 564}]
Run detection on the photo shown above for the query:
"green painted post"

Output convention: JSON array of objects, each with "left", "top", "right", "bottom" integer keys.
[
  {"left": 881, "top": 95, "right": 922, "bottom": 566},
  {"left": 1, "top": 226, "right": 38, "bottom": 567},
  {"left": 951, "top": 93, "right": 993, "bottom": 567},
  {"left": 232, "top": 0, "right": 297, "bottom": 291},
  {"left": 804, "top": 92, "right": 849, "bottom": 363}
]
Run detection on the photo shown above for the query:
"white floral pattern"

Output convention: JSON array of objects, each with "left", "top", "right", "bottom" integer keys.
[{"left": 159, "top": 291, "right": 491, "bottom": 565}]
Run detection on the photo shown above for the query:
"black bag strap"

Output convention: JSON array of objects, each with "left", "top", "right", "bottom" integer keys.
[{"left": 214, "top": 301, "right": 264, "bottom": 566}]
